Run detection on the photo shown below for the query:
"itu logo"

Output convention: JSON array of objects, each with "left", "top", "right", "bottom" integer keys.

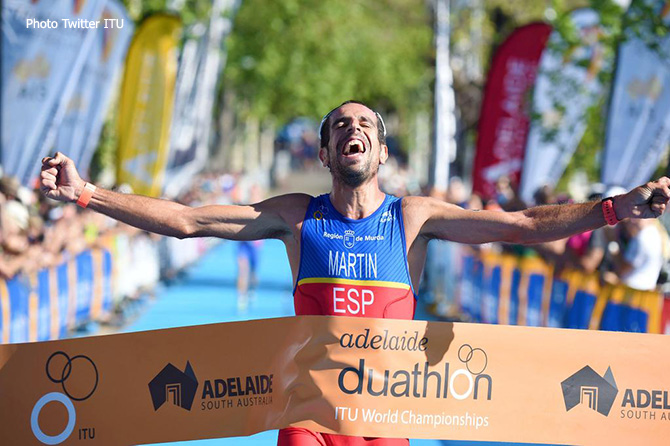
[
  {"left": 149, "top": 361, "right": 199, "bottom": 411},
  {"left": 31, "top": 351, "right": 99, "bottom": 445},
  {"left": 561, "top": 365, "right": 618, "bottom": 416},
  {"left": 458, "top": 344, "right": 488, "bottom": 375},
  {"left": 344, "top": 230, "right": 356, "bottom": 249}
]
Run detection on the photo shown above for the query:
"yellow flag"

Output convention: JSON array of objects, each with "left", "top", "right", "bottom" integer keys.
[{"left": 117, "top": 14, "right": 181, "bottom": 196}]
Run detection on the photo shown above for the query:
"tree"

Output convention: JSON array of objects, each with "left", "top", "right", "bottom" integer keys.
[{"left": 223, "top": 0, "right": 434, "bottom": 128}]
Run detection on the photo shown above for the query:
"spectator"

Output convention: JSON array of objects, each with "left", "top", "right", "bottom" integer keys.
[
  {"left": 614, "top": 218, "right": 665, "bottom": 291},
  {"left": 533, "top": 184, "right": 557, "bottom": 206},
  {"left": 494, "top": 175, "right": 514, "bottom": 205}
]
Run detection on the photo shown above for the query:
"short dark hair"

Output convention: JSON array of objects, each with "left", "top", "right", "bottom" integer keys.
[{"left": 318, "top": 100, "right": 386, "bottom": 148}]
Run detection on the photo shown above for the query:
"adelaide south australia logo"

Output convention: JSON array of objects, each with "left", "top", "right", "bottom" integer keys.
[
  {"left": 31, "top": 351, "right": 99, "bottom": 444},
  {"left": 562, "top": 365, "right": 670, "bottom": 422},
  {"left": 149, "top": 361, "right": 274, "bottom": 412},
  {"left": 561, "top": 365, "right": 618, "bottom": 416},
  {"left": 149, "top": 361, "right": 199, "bottom": 411}
]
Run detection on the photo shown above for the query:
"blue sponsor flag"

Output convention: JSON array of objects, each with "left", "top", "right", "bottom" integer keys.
[
  {"left": 600, "top": 288, "right": 652, "bottom": 333},
  {"left": 458, "top": 254, "right": 475, "bottom": 319},
  {"left": 471, "top": 259, "right": 484, "bottom": 323},
  {"left": 548, "top": 278, "right": 569, "bottom": 328},
  {"left": 526, "top": 272, "right": 547, "bottom": 327},
  {"left": 622, "top": 306, "right": 649, "bottom": 333},
  {"left": 7, "top": 276, "right": 29, "bottom": 343},
  {"left": 0, "top": 286, "right": 3, "bottom": 342},
  {"left": 102, "top": 249, "right": 114, "bottom": 313},
  {"left": 75, "top": 251, "right": 94, "bottom": 326},
  {"left": 482, "top": 262, "right": 501, "bottom": 324},
  {"left": 566, "top": 289, "right": 597, "bottom": 329},
  {"left": 57, "top": 262, "right": 70, "bottom": 337},
  {"left": 599, "top": 301, "right": 622, "bottom": 331},
  {"left": 36, "top": 269, "right": 52, "bottom": 341},
  {"left": 508, "top": 268, "right": 522, "bottom": 326}
]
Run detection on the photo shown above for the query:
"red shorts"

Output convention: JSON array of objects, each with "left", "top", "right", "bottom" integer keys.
[{"left": 277, "top": 428, "right": 409, "bottom": 446}]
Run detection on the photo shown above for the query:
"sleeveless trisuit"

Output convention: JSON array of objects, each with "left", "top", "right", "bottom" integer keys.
[{"left": 278, "top": 194, "right": 415, "bottom": 446}]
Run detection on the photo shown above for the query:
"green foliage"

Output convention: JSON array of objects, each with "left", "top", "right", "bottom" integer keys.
[
  {"left": 98, "top": 0, "right": 670, "bottom": 185},
  {"left": 90, "top": 103, "right": 119, "bottom": 182},
  {"left": 478, "top": 0, "right": 549, "bottom": 59},
  {"left": 555, "top": 0, "right": 670, "bottom": 189},
  {"left": 121, "top": 0, "right": 167, "bottom": 22},
  {"left": 557, "top": 96, "right": 605, "bottom": 190},
  {"left": 121, "top": 0, "right": 211, "bottom": 27},
  {"left": 223, "top": 0, "right": 434, "bottom": 126},
  {"left": 92, "top": 1, "right": 214, "bottom": 178},
  {"left": 623, "top": 0, "right": 670, "bottom": 59}
]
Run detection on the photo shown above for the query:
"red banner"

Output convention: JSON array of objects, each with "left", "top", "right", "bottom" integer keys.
[
  {"left": 472, "top": 23, "right": 552, "bottom": 200},
  {"left": 662, "top": 295, "right": 670, "bottom": 334}
]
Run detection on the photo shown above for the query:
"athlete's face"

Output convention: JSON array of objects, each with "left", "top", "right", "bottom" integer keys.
[{"left": 319, "top": 103, "right": 388, "bottom": 187}]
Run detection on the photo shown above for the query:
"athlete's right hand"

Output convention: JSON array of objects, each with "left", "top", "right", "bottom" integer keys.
[{"left": 40, "top": 152, "right": 85, "bottom": 203}]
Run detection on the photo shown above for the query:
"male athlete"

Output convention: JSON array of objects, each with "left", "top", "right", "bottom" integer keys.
[{"left": 40, "top": 101, "right": 670, "bottom": 445}]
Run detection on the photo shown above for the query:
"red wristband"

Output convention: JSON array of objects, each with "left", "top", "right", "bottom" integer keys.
[
  {"left": 601, "top": 197, "right": 619, "bottom": 226},
  {"left": 76, "top": 182, "right": 96, "bottom": 208}
]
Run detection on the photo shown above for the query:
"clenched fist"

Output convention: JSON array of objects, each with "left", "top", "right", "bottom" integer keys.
[
  {"left": 614, "top": 176, "right": 670, "bottom": 220},
  {"left": 40, "top": 152, "right": 85, "bottom": 203}
]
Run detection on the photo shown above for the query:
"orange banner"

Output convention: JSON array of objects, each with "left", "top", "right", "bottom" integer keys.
[{"left": 0, "top": 316, "right": 668, "bottom": 445}]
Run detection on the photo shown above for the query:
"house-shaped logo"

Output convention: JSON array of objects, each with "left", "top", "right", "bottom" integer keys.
[
  {"left": 148, "top": 361, "right": 199, "bottom": 411},
  {"left": 561, "top": 365, "right": 618, "bottom": 416}
]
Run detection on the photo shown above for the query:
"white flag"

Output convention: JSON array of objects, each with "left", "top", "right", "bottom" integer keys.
[
  {"left": 520, "top": 9, "right": 611, "bottom": 203},
  {"left": 54, "top": 0, "right": 133, "bottom": 176},
  {"left": 602, "top": 0, "right": 670, "bottom": 189},
  {"left": 1, "top": 0, "right": 105, "bottom": 185}
]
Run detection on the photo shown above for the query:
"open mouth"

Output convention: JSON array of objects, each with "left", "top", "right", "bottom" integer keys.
[{"left": 342, "top": 138, "right": 366, "bottom": 156}]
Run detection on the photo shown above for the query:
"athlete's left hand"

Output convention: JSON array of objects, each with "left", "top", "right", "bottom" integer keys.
[{"left": 614, "top": 177, "right": 670, "bottom": 219}]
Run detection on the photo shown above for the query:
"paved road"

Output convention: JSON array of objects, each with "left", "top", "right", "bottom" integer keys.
[{"left": 125, "top": 240, "right": 548, "bottom": 446}]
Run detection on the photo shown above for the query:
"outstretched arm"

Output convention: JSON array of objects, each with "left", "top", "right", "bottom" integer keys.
[
  {"left": 411, "top": 178, "right": 670, "bottom": 245},
  {"left": 40, "top": 152, "right": 308, "bottom": 241}
]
